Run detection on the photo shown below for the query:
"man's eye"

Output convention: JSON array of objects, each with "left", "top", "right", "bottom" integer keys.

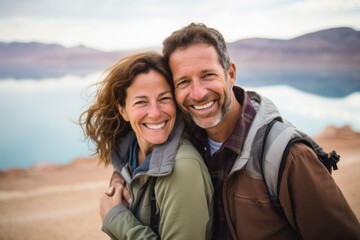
[
  {"left": 176, "top": 80, "right": 189, "bottom": 88},
  {"left": 202, "top": 73, "right": 216, "bottom": 79}
]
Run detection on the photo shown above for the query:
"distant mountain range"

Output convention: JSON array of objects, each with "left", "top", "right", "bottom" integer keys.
[
  {"left": 228, "top": 27, "right": 360, "bottom": 68},
  {"left": 0, "top": 27, "right": 359, "bottom": 96},
  {"left": 0, "top": 42, "right": 130, "bottom": 78}
]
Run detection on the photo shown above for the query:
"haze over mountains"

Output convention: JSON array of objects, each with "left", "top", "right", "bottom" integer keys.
[
  {"left": 0, "top": 27, "right": 359, "bottom": 79},
  {"left": 0, "top": 27, "right": 359, "bottom": 97}
]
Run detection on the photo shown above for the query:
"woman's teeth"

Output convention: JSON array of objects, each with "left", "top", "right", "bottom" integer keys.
[{"left": 146, "top": 122, "right": 166, "bottom": 129}]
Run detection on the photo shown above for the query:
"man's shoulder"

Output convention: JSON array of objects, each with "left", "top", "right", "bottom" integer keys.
[
  {"left": 288, "top": 142, "right": 317, "bottom": 158},
  {"left": 285, "top": 142, "right": 323, "bottom": 171}
]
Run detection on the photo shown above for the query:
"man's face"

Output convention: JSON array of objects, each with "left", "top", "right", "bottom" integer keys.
[{"left": 169, "top": 43, "right": 235, "bottom": 129}]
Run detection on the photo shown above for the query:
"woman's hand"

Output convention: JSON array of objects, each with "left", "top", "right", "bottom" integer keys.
[
  {"left": 100, "top": 185, "right": 123, "bottom": 222},
  {"left": 99, "top": 172, "right": 132, "bottom": 222},
  {"left": 110, "top": 171, "right": 132, "bottom": 207}
]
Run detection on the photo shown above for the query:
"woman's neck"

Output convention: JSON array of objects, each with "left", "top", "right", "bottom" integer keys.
[{"left": 137, "top": 140, "right": 154, "bottom": 165}]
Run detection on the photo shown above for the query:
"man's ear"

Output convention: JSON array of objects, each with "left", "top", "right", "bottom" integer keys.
[
  {"left": 228, "top": 63, "right": 236, "bottom": 86},
  {"left": 117, "top": 104, "right": 129, "bottom": 121}
]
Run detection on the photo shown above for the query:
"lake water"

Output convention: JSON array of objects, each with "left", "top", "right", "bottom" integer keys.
[{"left": 0, "top": 72, "right": 359, "bottom": 170}]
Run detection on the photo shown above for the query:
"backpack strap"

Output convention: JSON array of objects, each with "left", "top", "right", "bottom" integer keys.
[
  {"left": 261, "top": 119, "right": 340, "bottom": 215},
  {"left": 261, "top": 119, "right": 300, "bottom": 213}
]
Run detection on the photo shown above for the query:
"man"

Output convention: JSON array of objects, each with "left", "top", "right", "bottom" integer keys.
[{"left": 162, "top": 22, "right": 360, "bottom": 239}]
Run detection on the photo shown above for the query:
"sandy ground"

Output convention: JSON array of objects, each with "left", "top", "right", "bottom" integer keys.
[
  {"left": 0, "top": 157, "right": 113, "bottom": 240},
  {"left": 0, "top": 126, "right": 359, "bottom": 240}
]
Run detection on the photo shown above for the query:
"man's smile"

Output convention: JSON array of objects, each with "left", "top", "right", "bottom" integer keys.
[{"left": 192, "top": 100, "right": 215, "bottom": 110}]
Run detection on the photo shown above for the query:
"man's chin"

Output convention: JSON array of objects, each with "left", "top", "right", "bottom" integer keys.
[{"left": 192, "top": 116, "right": 221, "bottom": 130}]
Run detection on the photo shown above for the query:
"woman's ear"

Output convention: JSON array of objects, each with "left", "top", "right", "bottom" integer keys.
[{"left": 117, "top": 104, "right": 129, "bottom": 121}]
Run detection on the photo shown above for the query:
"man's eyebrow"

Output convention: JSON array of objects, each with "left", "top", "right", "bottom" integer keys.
[
  {"left": 174, "top": 76, "right": 187, "bottom": 81},
  {"left": 174, "top": 69, "right": 215, "bottom": 80}
]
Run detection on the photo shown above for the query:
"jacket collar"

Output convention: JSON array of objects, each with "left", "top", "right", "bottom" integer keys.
[
  {"left": 230, "top": 90, "right": 282, "bottom": 173},
  {"left": 111, "top": 115, "right": 184, "bottom": 178}
]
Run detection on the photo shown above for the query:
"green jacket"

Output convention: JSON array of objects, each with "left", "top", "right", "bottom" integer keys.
[{"left": 102, "top": 117, "right": 213, "bottom": 239}]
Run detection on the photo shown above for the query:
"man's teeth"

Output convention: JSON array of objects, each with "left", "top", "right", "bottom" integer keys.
[
  {"left": 147, "top": 122, "right": 166, "bottom": 129},
  {"left": 193, "top": 101, "right": 214, "bottom": 110}
]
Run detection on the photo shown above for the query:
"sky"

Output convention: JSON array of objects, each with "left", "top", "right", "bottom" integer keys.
[{"left": 0, "top": 0, "right": 360, "bottom": 51}]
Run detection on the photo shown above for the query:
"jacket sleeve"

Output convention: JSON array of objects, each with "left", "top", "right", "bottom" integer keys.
[
  {"left": 102, "top": 142, "right": 213, "bottom": 240},
  {"left": 280, "top": 143, "right": 360, "bottom": 240},
  {"left": 102, "top": 203, "right": 159, "bottom": 239},
  {"left": 155, "top": 144, "right": 214, "bottom": 239}
]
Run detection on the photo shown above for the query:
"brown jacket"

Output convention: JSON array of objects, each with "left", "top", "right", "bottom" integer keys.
[
  {"left": 224, "top": 142, "right": 360, "bottom": 239},
  {"left": 221, "top": 91, "right": 360, "bottom": 239}
]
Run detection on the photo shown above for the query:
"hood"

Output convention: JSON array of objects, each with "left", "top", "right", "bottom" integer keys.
[
  {"left": 111, "top": 115, "right": 185, "bottom": 178},
  {"left": 230, "top": 91, "right": 282, "bottom": 173}
]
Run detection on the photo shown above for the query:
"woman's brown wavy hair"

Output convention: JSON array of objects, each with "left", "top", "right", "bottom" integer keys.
[{"left": 79, "top": 51, "right": 173, "bottom": 166}]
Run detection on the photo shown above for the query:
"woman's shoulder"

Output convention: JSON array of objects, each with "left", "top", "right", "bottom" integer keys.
[
  {"left": 169, "top": 134, "right": 208, "bottom": 176},
  {"left": 176, "top": 134, "right": 203, "bottom": 160},
  {"left": 157, "top": 134, "right": 211, "bottom": 187}
]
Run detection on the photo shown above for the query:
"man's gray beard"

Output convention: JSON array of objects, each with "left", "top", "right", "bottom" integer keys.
[{"left": 193, "top": 97, "right": 232, "bottom": 130}]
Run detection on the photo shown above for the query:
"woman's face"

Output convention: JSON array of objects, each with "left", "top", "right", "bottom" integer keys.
[{"left": 119, "top": 70, "right": 176, "bottom": 151}]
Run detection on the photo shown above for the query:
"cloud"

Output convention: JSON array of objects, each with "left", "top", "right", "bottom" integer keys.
[
  {"left": 291, "top": 0, "right": 360, "bottom": 12},
  {"left": 0, "top": 0, "right": 134, "bottom": 19},
  {"left": 0, "top": 0, "right": 359, "bottom": 50}
]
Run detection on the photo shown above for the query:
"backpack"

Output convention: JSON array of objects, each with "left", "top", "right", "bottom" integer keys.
[{"left": 261, "top": 119, "right": 340, "bottom": 215}]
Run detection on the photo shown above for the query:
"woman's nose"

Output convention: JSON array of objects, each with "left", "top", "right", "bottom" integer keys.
[{"left": 148, "top": 103, "right": 161, "bottom": 119}]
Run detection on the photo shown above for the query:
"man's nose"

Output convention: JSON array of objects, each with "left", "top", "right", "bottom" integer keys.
[{"left": 190, "top": 80, "right": 207, "bottom": 101}]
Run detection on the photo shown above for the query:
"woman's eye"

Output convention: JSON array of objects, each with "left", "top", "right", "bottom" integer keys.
[
  {"left": 134, "top": 101, "right": 146, "bottom": 106},
  {"left": 160, "top": 96, "right": 173, "bottom": 102}
]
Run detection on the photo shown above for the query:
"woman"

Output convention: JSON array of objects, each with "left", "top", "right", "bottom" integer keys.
[{"left": 79, "top": 52, "right": 213, "bottom": 239}]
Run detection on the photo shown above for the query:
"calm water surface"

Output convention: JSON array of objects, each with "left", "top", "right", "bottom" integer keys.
[{"left": 0, "top": 71, "right": 359, "bottom": 170}]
